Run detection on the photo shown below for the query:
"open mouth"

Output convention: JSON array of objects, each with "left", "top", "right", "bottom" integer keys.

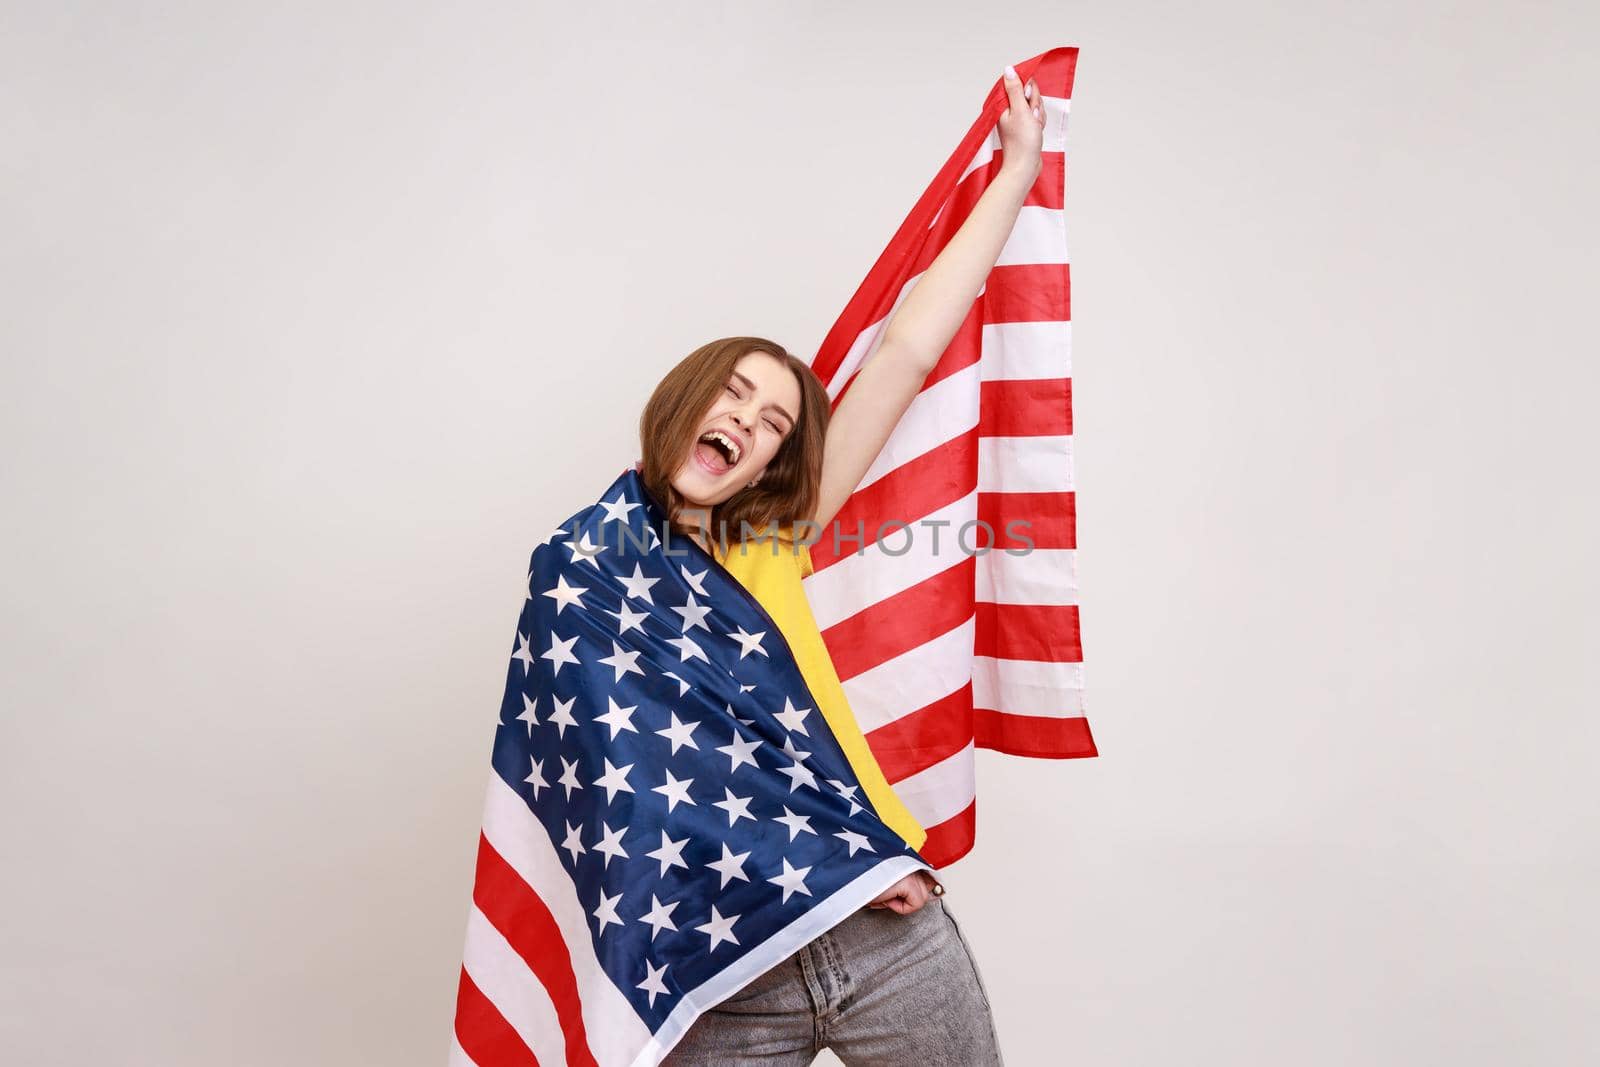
[{"left": 694, "top": 429, "right": 743, "bottom": 476}]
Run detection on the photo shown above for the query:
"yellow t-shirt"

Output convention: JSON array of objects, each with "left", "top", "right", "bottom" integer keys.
[{"left": 713, "top": 527, "right": 928, "bottom": 854}]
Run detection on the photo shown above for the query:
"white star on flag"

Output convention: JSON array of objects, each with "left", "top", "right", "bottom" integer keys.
[
  {"left": 597, "top": 493, "right": 640, "bottom": 524},
  {"left": 713, "top": 787, "right": 755, "bottom": 827},
  {"left": 652, "top": 768, "right": 696, "bottom": 812},
  {"left": 592, "top": 757, "right": 635, "bottom": 802},
  {"left": 597, "top": 640, "right": 645, "bottom": 682},
  {"left": 592, "top": 889, "right": 624, "bottom": 933},
  {"left": 654, "top": 711, "right": 701, "bottom": 754},
  {"left": 637, "top": 959, "right": 670, "bottom": 1007},
  {"left": 773, "top": 804, "right": 817, "bottom": 842},
  {"left": 594, "top": 695, "right": 640, "bottom": 739},
  {"left": 706, "top": 842, "right": 752, "bottom": 889},
  {"left": 594, "top": 821, "right": 628, "bottom": 869},
  {"left": 563, "top": 529, "right": 604, "bottom": 568},
  {"left": 542, "top": 573, "right": 588, "bottom": 614},
  {"left": 645, "top": 829, "right": 691, "bottom": 876},
  {"left": 727, "top": 625, "right": 769, "bottom": 659},
  {"left": 679, "top": 564, "right": 709, "bottom": 596},
  {"left": 671, "top": 591, "right": 713, "bottom": 632},
  {"left": 546, "top": 694, "right": 579, "bottom": 737},
  {"left": 540, "top": 632, "right": 580, "bottom": 676},
  {"left": 512, "top": 631, "right": 536, "bottom": 675},
  {"left": 695, "top": 906, "right": 742, "bottom": 952},
  {"left": 557, "top": 756, "right": 584, "bottom": 800},
  {"left": 516, "top": 693, "right": 540, "bottom": 735},
  {"left": 524, "top": 756, "right": 549, "bottom": 799},
  {"left": 773, "top": 696, "right": 812, "bottom": 735},
  {"left": 560, "top": 821, "right": 586, "bottom": 863},
  {"left": 834, "top": 828, "right": 876, "bottom": 856},
  {"left": 606, "top": 600, "right": 650, "bottom": 635},
  {"left": 618, "top": 563, "right": 661, "bottom": 604},
  {"left": 767, "top": 858, "right": 813, "bottom": 903},
  {"left": 716, "top": 731, "right": 762, "bottom": 773},
  {"left": 638, "top": 895, "right": 680, "bottom": 942}
]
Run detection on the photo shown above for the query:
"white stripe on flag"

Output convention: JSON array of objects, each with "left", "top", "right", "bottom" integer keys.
[
  {"left": 892, "top": 741, "right": 977, "bottom": 828},
  {"left": 975, "top": 547, "right": 1081, "bottom": 606},
  {"left": 994, "top": 205, "right": 1069, "bottom": 266},
  {"left": 448, "top": 1031, "right": 478, "bottom": 1067},
  {"left": 972, "top": 655, "right": 1087, "bottom": 717},
  {"left": 857, "top": 362, "right": 980, "bottom": 490},
  {"left": 841, "top": 617, "right": 974, "bottom": 732},
  {"left": 977, "top": 435, "right": 1075, "bottom": 494},
  {"left": 978, "top": 321, "right": 1073, "bottom": 380},
  {"left": 805, "top": 492, "right": 978, "bottom": 632}
]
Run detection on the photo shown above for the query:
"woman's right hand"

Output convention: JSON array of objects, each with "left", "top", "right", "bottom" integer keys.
[{"left": 866, "top": 870, "right": 943, "bottom": 914}]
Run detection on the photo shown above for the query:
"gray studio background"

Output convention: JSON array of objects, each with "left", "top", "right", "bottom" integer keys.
[{"left": 3, "top": 2, "right": 1596, "bottom": 1064}]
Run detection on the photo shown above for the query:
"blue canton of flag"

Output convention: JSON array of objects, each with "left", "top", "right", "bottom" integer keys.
[{"left": 459, "top": 465, "right": 934, "bottom": 1065}]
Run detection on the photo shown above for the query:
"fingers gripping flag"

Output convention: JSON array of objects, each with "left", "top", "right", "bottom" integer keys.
[
  {"left": 801, "top": 46, "right": 1097, "bottom": 869},
  {"left": 453, "top": 469, "right": 936, "bottom": 1066}
]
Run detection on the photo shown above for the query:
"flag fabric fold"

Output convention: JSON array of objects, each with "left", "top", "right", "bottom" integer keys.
[
  {"left": 453, "top": 468, "right": 935, "bottom": 1067},
  {"left": 801, "top": 45, "right": 1096, "bottom": 869}
]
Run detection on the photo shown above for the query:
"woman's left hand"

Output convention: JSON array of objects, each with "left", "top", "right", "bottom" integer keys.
[
  {"left": 998, "top": 65, "right": 1045, "bottom": 181},
  {"left": 866, "top": 870, "right": 944, "bottom": 915}
]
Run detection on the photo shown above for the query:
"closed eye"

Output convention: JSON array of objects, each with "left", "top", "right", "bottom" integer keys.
[{"left": 728, "top": 380, "right": 788, "bottom": 435}]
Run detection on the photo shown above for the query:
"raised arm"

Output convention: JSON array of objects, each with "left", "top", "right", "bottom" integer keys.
[{"left": 810, "top": 66, "right": 1046, "bottom": 532}]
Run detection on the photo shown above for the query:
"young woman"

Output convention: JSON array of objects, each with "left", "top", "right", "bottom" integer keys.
[{"left": 635, "top": 65, "right": 1045, "bottom": 1067}]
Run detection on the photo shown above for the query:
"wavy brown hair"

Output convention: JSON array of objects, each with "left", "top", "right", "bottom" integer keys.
[{"left": 638, "top": 336, "right": 830, "bottom": 554}]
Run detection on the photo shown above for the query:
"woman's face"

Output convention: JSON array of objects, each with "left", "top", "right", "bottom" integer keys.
[{"left": 672, "top": 350, "right": 802, "bottom": 507}]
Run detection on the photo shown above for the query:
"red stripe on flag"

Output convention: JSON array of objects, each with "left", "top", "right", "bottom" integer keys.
[
  {"left": 918, "top": 798, "right": 978, "bottom": 869},
  {"left": 974, "top": 602, "right": 1082, "bottom": 662},
  {"left": 978, "top": 378, "right": 1072, "bottom": 437},
  {"left": 808, "top": 434, "right": 978, "bottom": 570},
  {"left": 973, "top": 709, "right": 1098, "bottom": 759},
  {"left": 471, "top": 834, "right": 600, "bottom": 1067},
  {"left": 983, "top": 262, "right": 1071, "bottom": 323},
  {"left": 455, "top": 967, "right": 543, "bottom": 1067},
  {"left": 865, "top": 683, "right": 979, "bottom": 784},
  {"left": 977, "top": 491, "right": 1077, "bottom": 550},
  {"left": 824, "top": 560, "right": 976, "bottom": 681}
]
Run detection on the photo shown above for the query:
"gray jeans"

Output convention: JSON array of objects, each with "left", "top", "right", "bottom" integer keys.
[{"left": 660, "top": 893, "right": 1004, "bottom": 1065}]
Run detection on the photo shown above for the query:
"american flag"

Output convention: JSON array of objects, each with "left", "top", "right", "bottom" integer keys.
[
  {"left": 453, "top": 469, "right": 937, "bottom": 1066},
  {"left": 451, "top": 45, "right": 1092, "bottom": 1065},
  {"left": 802, "top": 45, "right": 1096, "bottom": 869}
]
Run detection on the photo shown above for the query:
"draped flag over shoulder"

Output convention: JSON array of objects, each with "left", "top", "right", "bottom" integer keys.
[
  {"left": 802, "top": 45, "right": 1097, "bottom": 869},
  {"left": 452, "top": 469, "right": 936, "bottom": 1067},
  {"left": 450, "top": 45, "right": 1091, "bottom": 1067}
]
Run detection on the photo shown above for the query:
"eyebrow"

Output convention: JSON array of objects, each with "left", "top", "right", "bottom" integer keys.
[{"left": 731, "top": 370, "right": 796, "bottom": 428}]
